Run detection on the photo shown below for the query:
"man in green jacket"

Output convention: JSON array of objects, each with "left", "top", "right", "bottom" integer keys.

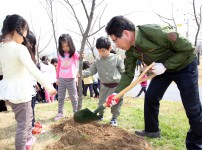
[{"left": 105, "top": 16, "right": 202, "bottom": 150}]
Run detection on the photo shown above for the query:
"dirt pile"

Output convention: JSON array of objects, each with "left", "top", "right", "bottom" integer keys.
[{"left": 46, "top": 119, "right": 154, "bottom": 150}]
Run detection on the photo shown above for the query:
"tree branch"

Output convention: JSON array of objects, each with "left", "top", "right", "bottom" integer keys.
[
  {"left": 63, "top": 0, "right": 84, "bottom": 35},
  {"left": 81, "top": 0, "right": 90, "bottom": 21}
]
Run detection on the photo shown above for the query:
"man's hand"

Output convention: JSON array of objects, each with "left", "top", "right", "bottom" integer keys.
[
  {"left": 106, "top": 93, "right": 120, "bottom": 107},
  {"left": 151, "top": 63, "right": 166, "bottom": 75}
]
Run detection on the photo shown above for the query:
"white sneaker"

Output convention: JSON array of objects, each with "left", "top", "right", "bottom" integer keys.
[
  {"left": 54, "top": 113, "right": 63, "bottom": 121},
  {"left": 110, "top": 118, "right": 118, "bottom": 127}
]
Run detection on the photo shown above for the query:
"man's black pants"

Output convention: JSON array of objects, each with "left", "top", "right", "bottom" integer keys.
[{"left": 144, "top": 59, "right": 202, "bottom": 150}]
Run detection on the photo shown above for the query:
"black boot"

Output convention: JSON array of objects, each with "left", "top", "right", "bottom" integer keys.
[{"left": 135, "top": 130, "right": 161, "bottom": 138}]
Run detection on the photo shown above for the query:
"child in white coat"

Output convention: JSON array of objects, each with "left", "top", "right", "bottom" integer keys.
[{"left": 0, "top": 14, "right": 56, "bottom": 150}]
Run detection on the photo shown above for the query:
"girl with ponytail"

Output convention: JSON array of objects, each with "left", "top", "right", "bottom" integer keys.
[{"left": 0, "top": 14, "right": 56, "bottom": 150}]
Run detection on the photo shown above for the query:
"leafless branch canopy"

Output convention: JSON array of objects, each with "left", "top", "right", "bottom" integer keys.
[
  {"left": 63, "top": 0, "right": 85, "bottom": 35},
  {"left": 40, "top": 0, "right": 58, "bottom": 50},
  {"left": 154, "top": 3, "right": 177, "bottom": 31}
]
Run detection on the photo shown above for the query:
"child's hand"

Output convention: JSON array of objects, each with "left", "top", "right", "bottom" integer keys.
[
  {"left": 56, "top": 79, "right": 59, "bottom": 85},
  {"left": 76, "top": 72, "right": 80, "bottom": 78},
  {"left": 81, "top": 52, "right": 85, "bottom": 58}
]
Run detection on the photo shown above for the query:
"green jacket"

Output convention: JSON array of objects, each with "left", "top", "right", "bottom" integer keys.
[{"left": 115, "top": 24, "right": 196, "bottom": 93}]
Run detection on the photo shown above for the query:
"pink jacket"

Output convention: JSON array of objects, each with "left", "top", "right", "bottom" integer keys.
[
  {"left": 140, "top": 74, "right": 147, "bottom": 87},
  {"left": 56, "top": 52, "right": 79, "bottom": 79}
]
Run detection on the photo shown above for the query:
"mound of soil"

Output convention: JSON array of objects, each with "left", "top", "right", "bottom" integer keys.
[{"left": 46, "top": 119, "right": 154, "bottom": 150}]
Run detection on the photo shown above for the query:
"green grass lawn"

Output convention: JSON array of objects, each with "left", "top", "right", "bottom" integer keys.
[{"left": 0, "top": 96, "right": 189, "bottom": 150}]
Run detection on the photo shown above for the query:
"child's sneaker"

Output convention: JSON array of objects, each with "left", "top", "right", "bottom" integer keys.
[
  {"left": 26, "top": 136, "right": 36, "bottom": 150},
  {"left": 110, "top": 118, "right": 118, "bottom": 127},
  {"left": 97, "top": 115, "right": 103, "bottom": 121},
  {"left": 54, "top": 113, "right": 63, "bottom": 121}
]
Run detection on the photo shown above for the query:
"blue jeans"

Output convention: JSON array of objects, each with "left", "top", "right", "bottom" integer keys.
[{"left": 144, "top": 59, "right": 202, "bottom": 149}]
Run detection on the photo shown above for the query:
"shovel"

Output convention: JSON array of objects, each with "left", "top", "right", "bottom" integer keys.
[{"left": 74, "top": 62, "right": 156, "bottom": 123}]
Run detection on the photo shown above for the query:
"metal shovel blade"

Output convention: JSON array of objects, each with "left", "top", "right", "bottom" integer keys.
[{"left": 74, "top": 108, "right": 100, "bottom": 123}]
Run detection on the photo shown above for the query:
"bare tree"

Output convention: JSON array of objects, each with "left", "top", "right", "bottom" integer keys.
[
  {"left": 154, "top": 0, "right": 202, "bottom": 46},
  {"left": 63, "top": 0, "right": 105, "bottom": 110},
  {"left": 40, "top": 0, "right": 58, "bottom": 52},
  {"left": 193, "top": 0, "right": 202, "bottom": 46},
  {"left": 30, "top": 14, "right": 54, "bottom": 63},
  {"left": 193, "top": 0, "right": 202, "bottom": 65},
  {"left": 154, "top": 3, "right": 178, "bottom": 31},
  {"left": 86, "top": 37, "right": 96, "bottom": 59}
]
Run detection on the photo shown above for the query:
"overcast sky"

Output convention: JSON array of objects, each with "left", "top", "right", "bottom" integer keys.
[{"left": 0, "top": 0, "right": 199, "bottom": 56}]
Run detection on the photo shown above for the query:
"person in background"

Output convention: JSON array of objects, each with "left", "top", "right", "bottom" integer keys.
[
  {"left": 82, "top": 37, "right": 125, "bottom": 127},
  {"left": 22, "top": 31, "right": 38, "bottom": 128},
  {"left": 22, "top": 31, "right": 46, "bottom": 135},
  {"left": 82, "top": 60, "right": 94, "bottom": 98},
  {"left": 136, "top": 72, "right": 148, "bottom": 97},
  {"left": 0, "top": 14, "right": 56, "bottom": 150},
  {"left": 35, "top": 61, "right": 46, "bottom": 103},
  {"left": 51, "top": 58, "right": 58, "bottom": 100},
  {"left": 54, "top": 34, "right": 81, "bottom": 121},
  {"left": 92, "top": 73, "right": 100, "bottom": 98},
  {"left": 136, "top": 60, "right": 142, "bottom": 72},
  {"left": 51, "top": 58, "right": 58, "bottom": 69},
  {"left": 105, "top": 15, "right": 202, "bottom": 149},
  {"left": 40, "top": 56, "right": 56, "bottom": 103}
]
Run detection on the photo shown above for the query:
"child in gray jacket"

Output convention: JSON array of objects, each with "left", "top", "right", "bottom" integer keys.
[{"left": 82, "top": 37, "right": 125, "bottom": 126}]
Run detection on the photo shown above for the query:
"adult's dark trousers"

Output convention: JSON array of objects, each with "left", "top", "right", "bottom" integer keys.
[
  {"left": 93, "top": 83, "right": 99, "bottom": 97},
  {"left": 144, "top": 59, "right": 202, "bottom": 150},
  {"left": 31, "top": 96, "right": 36, "bottom": 127},
  {"left": 83, "top": 84, "right": 93, "bottom": 97},
  {"left": 0, "top": 75, "right": 7, "bottom": 112},
  {"left": 53, "top": 83, "right": 58, "bottom": 100},
  {"left": 0, "top": 100, "right": 7, "bottom": 112},
  {"left": 137, "top": 87, "right": 147, "bottom": 97}
]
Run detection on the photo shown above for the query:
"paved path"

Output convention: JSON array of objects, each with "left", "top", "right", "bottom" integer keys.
[{"left": 125, "top": 74, "right": 202, "bottom": 102}]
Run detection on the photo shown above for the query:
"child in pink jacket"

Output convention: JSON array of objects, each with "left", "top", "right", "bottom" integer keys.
[
  {"left": 136, "top": 73, "right": 148, "bottom": 97},
  {"left": 54, "top": 34, "right": 80, "bottom": 121}
]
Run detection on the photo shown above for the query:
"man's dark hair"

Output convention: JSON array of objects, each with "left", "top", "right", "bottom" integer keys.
[
  {"left": 105, "top": 16, "right": 135, "bottom": 38},
  {"left": 96, "top": 37, "right": 111, "bottom": 49}
]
